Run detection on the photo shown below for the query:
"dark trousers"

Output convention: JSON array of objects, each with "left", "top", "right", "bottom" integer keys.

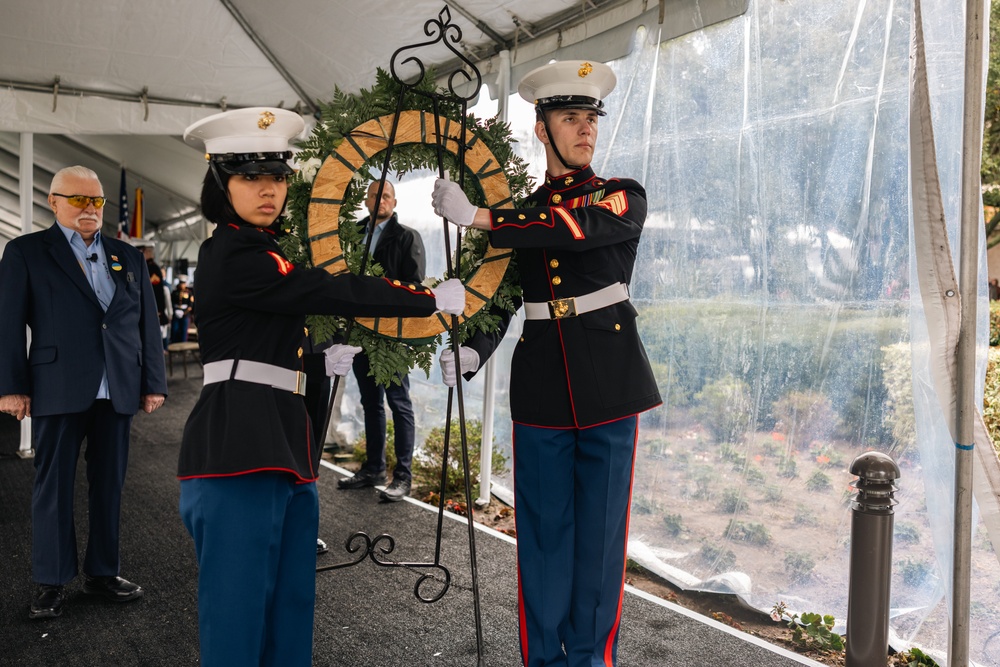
[
  {"left": 31, "top": 400, "right": 133, "bottom": 585},
  {"left": 180, "top": 475, "right": 318, "bottom": 667},
  {"left": 170, "top": 316, "right": 190, "bottom": 343},
  {"left": 352, "top": 353, "right": 415, "bottom": 481},
  {"left": 512, "top": 416, "right": 639, "bottom": 667}
]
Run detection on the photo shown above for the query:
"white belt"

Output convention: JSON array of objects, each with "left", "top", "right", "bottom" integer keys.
[
  {"left": 203, "top": 359, "right": 307, "bottom": 396},
  {"left": 523, "top": 282, "right": 630, "bottom": 320}
]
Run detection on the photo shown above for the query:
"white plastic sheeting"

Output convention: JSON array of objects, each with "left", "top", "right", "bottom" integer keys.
[{"left": 395, "top": 0, "right": 999, "bottom": 663}]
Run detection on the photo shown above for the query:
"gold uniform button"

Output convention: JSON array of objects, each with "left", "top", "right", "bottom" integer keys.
[
  {"left": 564, "top": 176, "right": 574, "bottom": 185},
  {"left": 552, "top": 194, "right": 563, "bottom": 204},
  {"left": 408, "top": 284, "right": 415, "bottom": 290},
  {"left": 552, "top": 276, "right": 562, "bottom": 286},
  {"left": 518, "top": 214, "right": 526, "bottom": 220},
  {"left": 303, "top": 326, "right": 309, "bottom": 336},
  {"left": 393, "top": 279, "right": 401, "bottom": 286},
  {"left": 549, "top": 259, "right": 559, "bottom": 268},
  {"left": 520, "top": 336, "right": 524, "bottom": 342},
  {"left": 540, "top": 213, "right": 547, "bottom": 220},
  {"left": 297, "top": 347, "right": 303, "bottom": 358},
  {"left": 497, "top": 216, "right": 505, "bottom": 222},
  {"left": 614, "top": 324, "right": 622, "bottom": 331}
]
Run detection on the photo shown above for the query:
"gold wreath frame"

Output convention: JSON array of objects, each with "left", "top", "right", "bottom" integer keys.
[{"left": 306, "top": 110, "right": 514, "bottom": 341}]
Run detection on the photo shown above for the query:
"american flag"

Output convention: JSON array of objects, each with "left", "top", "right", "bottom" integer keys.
[{"left": 118, "top": 166, "right": 129, "bottom": 239}]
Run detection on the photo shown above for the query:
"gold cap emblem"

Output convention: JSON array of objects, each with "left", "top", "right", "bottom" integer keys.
[
  {"left": 258, "top": 110, "right": 276, "bottom": 130},
  {"left": 578, "top": 62, "right": 593, "bottom": 78}
]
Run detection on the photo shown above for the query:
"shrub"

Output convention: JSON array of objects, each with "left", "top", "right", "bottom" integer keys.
[
  {"left": 633, "top": 495, "right": 661, "bottom": 515},
  {"left": 881, "top": 342, "right": 917, "bottom": 458},
  {"left": 745, "top": 464, "right": 766, "bottom": 485},
  {"left": 411, "top": 419, "right": 508, "bottom": 496},
  {"left": 793, "top": 506, "right": 818, "bottom": 526},
  {"left": 893, "top": 521, "right": 921, "bottom": 545},
  {"left": 783, "top": 551, "right": 815, "bottom": 581},
  {"left": 662, "top": 513, "right": 684, "bottom": 537},
  {"left": 693, "top": 376, "right": 752, "bottom": 443},
  {"left": 716, "top": 488, "right": 749, "bottom": 514},
  {"left": 805, "top": 470, "right": 831, "bottom": 492},
  {"left": 777, "top": 456, "right": 798, "bottom": 479},
  {"left": 763, "top": 485, "right": 784, "bottom": 502},
  {"left": 898, "top": 557, "right": 933, "bottom": 587},
  {"left": 699, "top": 544, "right": 737, "bottom": 571},
  {"left": 984, "top": 347, "right": 1000, "bottom": 460},
  {"left": 772, "top": 390, "right": 839, "bottom": 451},
  {"left": 725, "top": 520, "right": 771, "bottom": 546}
]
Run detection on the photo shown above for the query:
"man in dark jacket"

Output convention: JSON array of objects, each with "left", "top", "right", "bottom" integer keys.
[
  {"left": 432, "top": 61, "right": 661, "bottom": 666},
  {"left": 0, "top": 165, "right": 168, "bottom": 621},
  {"left": 337, "top": 180, "right": 426, "bottom": 502}
]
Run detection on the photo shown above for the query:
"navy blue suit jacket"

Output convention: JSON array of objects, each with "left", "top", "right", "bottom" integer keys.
[{"left": 0, "top": 224, "right": 168, "bottom": 416}]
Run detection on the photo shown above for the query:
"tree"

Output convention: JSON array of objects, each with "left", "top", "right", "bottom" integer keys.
[{"left": 983, "top": 1, "right": 1000, "bottom": 247}]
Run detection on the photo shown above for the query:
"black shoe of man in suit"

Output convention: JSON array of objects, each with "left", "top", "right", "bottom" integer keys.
[
  {"left": 379, "top": 477, "right": 411, "bottom": 503},
  {"left": 82, "top": 575, "right": 144, "bottom": 603},
  {"left": 337, "top": 469, "right": 386, "bottom": 490},
  {"left": 29, "top": 584, "right": 68, "bottom": 620}
]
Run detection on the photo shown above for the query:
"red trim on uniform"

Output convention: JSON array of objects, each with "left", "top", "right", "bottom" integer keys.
[
  {"left": 177, "top": 467, "right": 319, "bottom": 483},
  {"left": 603, "top": 421, "right": 640, "bottom": 666},
  {"left": 388, "top": 276, "right": 434, "bottom": 297},
  {"left": 491, "top": 211, "right": 556, "bottom": 231},
  {"left": 228, "top": 223, "right": 240, "bottom": 229},
  {"left": 551, "top": 207, "right": 585, "bottom": 240},
  {"left": 541, "top": 250, "right": 580, "bottom": 428},
  {"left": 510, "top": 414, "right": 642, "bottom": 430},
  {"left": 267, "top": 251, "right": 294, "bottom": 275},
  {"left": 511, "top": 428, "right": 530, "bottom": 666}
]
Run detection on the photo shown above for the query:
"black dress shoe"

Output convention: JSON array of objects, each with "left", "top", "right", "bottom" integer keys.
[
  {"left": 316, "top": 538, "right": 329, "bottom": 555},
  {"left": 379, "top": 477, "right": 411, "bottom": 502},
  {"left": 29, "top": 584, "right": 68, "bottom": 620},
  {"left": 337, "top": 469, "right": 386, "bottom": 490},
  {"left": 82, "top": 575, "right": 144, "bottom": 603}
]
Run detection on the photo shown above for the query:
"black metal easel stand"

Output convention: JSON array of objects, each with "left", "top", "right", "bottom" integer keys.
[{"left": 315, "top": 7, "right": 487, "bottom": 665}]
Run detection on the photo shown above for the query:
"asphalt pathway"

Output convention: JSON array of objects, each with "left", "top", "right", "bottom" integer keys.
[{"left": 0, "top": 369, "right": 823, "bottom": 666}]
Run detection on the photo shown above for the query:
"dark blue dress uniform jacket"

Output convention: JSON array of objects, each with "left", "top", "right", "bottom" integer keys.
[
  {"left": 465, "top": 165, "right": 661, "bottom": 428},
  {"left": 0, "top": 225, "right": 168, "bottom": 416},
  {"left": 177, "top": 221, "right": 437, "bottom": 482}
]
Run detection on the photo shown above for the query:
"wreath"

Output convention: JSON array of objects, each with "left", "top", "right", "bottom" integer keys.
[{"left": 280, "top": 68, "right": 532, "bottom": 386}]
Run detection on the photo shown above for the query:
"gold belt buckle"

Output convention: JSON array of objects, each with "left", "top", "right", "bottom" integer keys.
[
  {"left": 548, "top": 297, "right": 577, "bottom": 319},
  {"left": 294, "top": 371, "right": 307, "bottom": 396}
]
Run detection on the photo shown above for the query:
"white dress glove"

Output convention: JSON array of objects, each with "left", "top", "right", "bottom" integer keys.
[
  {"left": 324, "top": 344, "right": 362, "bottom": 377},
  {"left": 433, "top": 278, "right": 466, "bottom": 316},
  {"left": 439, "top": 347, "right": 481, "bottom": 387},
  {"left": 432, "top": 179, "right": 477, "bottom": 227}
]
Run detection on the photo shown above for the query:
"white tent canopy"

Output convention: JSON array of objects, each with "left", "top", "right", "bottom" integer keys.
[{"left": 0, "top": 0, "right": 747, "bottom": 245}]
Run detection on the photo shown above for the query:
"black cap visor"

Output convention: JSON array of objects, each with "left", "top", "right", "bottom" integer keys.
[
  {"left": 211, "top": 151, "right": 295, "bottom": 175},
  {"left": 536, "top": 95, "right": 606, "bottom": 116}
]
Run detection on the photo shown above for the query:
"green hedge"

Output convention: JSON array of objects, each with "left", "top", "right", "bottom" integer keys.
[{"left": 637, "top": 300, "right": 906, "bottom": 447}]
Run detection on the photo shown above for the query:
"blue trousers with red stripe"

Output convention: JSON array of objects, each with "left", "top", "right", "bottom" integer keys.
[
  {"left": 513, "top": 416, "right": 638, "bottom": 667},
  {"left": 180, "top": 474, "right": 319, "bottom": 667}
]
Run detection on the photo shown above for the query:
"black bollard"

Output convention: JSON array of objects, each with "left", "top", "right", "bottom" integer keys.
[{"left": 846, "top": 451, "right": 900, "bottom": 667}]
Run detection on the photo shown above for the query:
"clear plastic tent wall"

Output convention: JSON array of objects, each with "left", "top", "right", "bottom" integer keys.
[{"left": 391, "top": 0, "right": 999, "bottom": 662}]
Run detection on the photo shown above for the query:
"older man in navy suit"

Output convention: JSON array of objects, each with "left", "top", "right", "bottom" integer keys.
[{"left": 0, "top": 165, "right": 168, "bottom": 620}]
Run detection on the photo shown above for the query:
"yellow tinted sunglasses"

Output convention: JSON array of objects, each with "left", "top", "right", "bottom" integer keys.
[{"left": 52, "top": 193, "right": 107, "bottom": 209}]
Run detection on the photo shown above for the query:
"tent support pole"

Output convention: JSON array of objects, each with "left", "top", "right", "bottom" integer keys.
[
  {"left": 950, "top": 1, "right": 986, "bottom": 665},
  {"left": 476, "top": 49, "right": 511, "bottom": 508},
  {"left": 17, "top": 133, "right": 33, "bottom": 459}
]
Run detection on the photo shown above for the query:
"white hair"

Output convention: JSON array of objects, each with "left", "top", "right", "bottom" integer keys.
[{"left": 50, "top": 166, "right": 101, "bottom": 195}]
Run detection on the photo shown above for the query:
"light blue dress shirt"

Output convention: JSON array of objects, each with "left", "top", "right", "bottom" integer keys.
[{"left": 58, "top": 224, "right": 117, "bottom": 400}]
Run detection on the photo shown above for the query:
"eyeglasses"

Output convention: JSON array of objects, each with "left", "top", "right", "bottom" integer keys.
[{"left": 52, "top": 193, "right": 107, "bottom": 209}]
